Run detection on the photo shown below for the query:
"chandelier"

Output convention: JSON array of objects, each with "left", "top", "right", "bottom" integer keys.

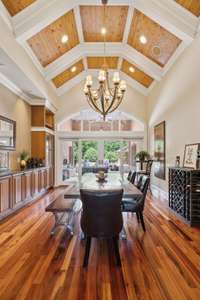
[{"left": 84, "top": 0, "right": 126, "bottom": 120}]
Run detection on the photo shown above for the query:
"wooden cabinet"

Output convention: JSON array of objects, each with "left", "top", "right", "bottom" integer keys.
[
  {"left": 22, "top": 172, "right": 32, "bottom": 201},
  {"left": 12, "top": 174, "right": 22, "bottom": 207},
  {"left": 0, "top": 176, "right": 11, "bottom": 213},
  {"left": 0, "top": 167, "right": 53, "bottom": 220},
  {"left": 31, "top": 170, "right": 39, "bottom": 196}
]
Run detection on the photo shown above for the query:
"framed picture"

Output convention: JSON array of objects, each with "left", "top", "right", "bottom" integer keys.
[
  {"left": 183, "top": 143, "right": 200, "bottom": 169},
  {"left": 154, "top": 121, "right": 166, "bottom": 180}
]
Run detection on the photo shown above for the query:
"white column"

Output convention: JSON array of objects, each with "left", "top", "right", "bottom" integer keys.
[
  {"left": 78, "top": 140, "right": 82, "bottom": 182},
  {"left": 98, "top": 140, "right": 104, "bottom": 165}
]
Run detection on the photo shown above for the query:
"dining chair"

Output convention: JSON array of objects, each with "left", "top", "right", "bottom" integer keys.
[
  {"left": 130, "top": 171, "right": 136, "bottom": 184},
  {"left": 80, "top": 189, "right": 123, "bottom": 268},
  {"left": 127, "top": 170, "right": 132, "bottom": 181},
  {"left": 122, "top": 175, "right": 150, "bottom": 232}
]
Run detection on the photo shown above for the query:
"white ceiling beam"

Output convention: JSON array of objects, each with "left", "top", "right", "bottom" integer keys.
[
  {"left": 44, "top": 43, "right": 162, "bottom": 81},
  {"left": 134, "top": 0, "right": 198, "bottom": 44},
  {"left": 13, "top": 0, "right": 198, "bottom": 44},
  {"left": 56, "top": 69, "right": 149, "bottom": 96},
  {"left": 0, "top": 1, "right": 13, "bottom": 31},
  {"left": 74, "top": 5, "right": 84, "bottom": 43},
  {"left": 122, "top": 5, "right": 134, "bottom": 43}
]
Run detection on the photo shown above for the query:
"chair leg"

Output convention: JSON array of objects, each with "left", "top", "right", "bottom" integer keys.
[
  {"left": 139, "top": 212, "right": 146, "bottom": 232},
  {"left": 83, "top": 237, "right": 91, "bottom": 268},
  {"left": 113, "top": 236, "right": 121, "bottom": 267},
  {"left": 136, "top": 212, "right": 140, "bottom": 223}
]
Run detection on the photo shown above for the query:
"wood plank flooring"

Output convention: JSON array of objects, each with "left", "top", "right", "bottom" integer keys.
[{"left": 0, "top": 187, "right": 200, "bottom": 300}]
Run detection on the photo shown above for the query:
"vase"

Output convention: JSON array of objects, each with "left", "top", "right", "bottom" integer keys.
[{"left": 20, "top": 160, "right": 26, "bottom": 170}]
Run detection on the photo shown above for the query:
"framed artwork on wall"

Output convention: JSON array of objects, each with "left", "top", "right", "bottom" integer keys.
[
  {"left": 154, "top": 121, "right": 166, "bottom": 180},
  {"left": 183, "top": 143, "right": 200, "bottom": 169}
]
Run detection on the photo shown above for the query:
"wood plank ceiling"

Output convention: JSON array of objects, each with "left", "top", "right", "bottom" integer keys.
[
  {"left": 128, "top": 9, "right": 181, "bottom": 67},
  {"left": 2, "top": 1, "right": 197, "bottom": 93},
  {"left": 121, "top": 59, "right": 154, "bottom": 88},
  {"left": 87, "top": 57, "right": 119, "bottom": 69},
  {"left": 176, "top": 0, "right": 200, "bottom": 17},
  {"left": 80, "top": 6, "right": 128, "bottom": 42},
  {"left": 27, "top": 10, "right": 79, "bottom": 67},
  {"left": 52, "top": 60, "right": 84, "bottom": 88},
  {"left": 1, "top": 0, "right": 36, "bottom": 16}
]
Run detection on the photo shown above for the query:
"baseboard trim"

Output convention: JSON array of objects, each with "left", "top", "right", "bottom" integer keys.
[{"left": 151, "top": 184, "right": 168, "bottom": 200}]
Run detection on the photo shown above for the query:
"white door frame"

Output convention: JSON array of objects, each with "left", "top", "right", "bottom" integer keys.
[{"left": 55, "top": 130, "right": 145, "bottom": 186}]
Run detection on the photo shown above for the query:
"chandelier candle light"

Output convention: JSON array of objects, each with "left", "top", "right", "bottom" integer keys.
[{"left": 84, "top": 0, "right": 126, "bottom": 120}]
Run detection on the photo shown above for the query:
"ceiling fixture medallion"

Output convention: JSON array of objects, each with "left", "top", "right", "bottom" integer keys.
[{"left": 84, "top": 0, "right": 126, "bottom": 120}]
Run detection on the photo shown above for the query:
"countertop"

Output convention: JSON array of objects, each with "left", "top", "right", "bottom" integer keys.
[{"left": 0, "top": 166, "right": 50, "bottom": 178}]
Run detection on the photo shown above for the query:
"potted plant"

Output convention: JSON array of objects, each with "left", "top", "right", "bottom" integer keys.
[
  {"left": 135, "top": 150, "right": 150, "bottom": 170},
  {"left": 19, "top": 150, "right": 29, "bottom": 170}
]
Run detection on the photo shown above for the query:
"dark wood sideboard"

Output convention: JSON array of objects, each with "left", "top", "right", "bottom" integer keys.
[
  {"left": 0, "top": 167, "right": 54, "bottom": 221},
  {"left": 169, "top": 167, "right": 200, "bottom": 226}
]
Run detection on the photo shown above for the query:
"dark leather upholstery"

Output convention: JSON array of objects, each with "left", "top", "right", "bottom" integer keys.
[
  {"left": 130, "top": 171, "right": 136, "bottom": 184},
  {"left": 80, "top": 189, "right": 123, "bottom": 267},
  {"left": 122, "top": 175, "right": 150, "bottom": 231},
  {"left": 80, "top": 189, "right": 123, "bottom": 238},
  {"left": 127, "top": 171, "right": 132, "bottom": 181}
]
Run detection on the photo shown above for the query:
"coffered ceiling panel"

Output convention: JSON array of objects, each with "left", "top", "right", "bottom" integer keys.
[
  {"left": 87, "top": 57, "right": 119, "bottom": 69},
  {"left": 80, "top": 6, "right": 128, "bottom": 42},
  {"left": 128, "top": 9, "right": 181, "bottom": 67},
  {"left": 121, "top": 59, "right": 154, "bottom": 88},
  {"left": 2, "top": 0, "right": 36, "bottom": 16},
  {"left": 52, "top": 60, "right": 84, "bottom": 88},
  {"left": 27, "top": 10, "right": 79, "bottom": 67},
  {"left": 176, "top": 0, "right": 200, "bottom": 16}
]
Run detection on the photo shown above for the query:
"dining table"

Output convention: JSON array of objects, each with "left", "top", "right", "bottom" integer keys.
[
  {"left": 63, "top": 172, "right": 142, "bottom": 239},
  {"left": 64, "top": 172, "right": 142, "bottom": 199}
]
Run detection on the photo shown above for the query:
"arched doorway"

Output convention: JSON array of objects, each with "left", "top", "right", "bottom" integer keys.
[{"left": 56, "top": 110, "right": 146, "bottom": 185}]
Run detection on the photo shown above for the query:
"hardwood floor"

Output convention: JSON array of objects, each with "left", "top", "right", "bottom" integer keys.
[{"left": 0, "top": 187, "right": 200, "bottom": 300}]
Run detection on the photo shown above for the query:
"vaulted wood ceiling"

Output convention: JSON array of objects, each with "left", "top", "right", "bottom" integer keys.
[
  {"left": 121, "top": 60, "right": 154, "bottom": 88},
  {"left": 27, "top": 10, "right": 79, "bottom": 67},
  {"left": 87, "top": 57, "right": 119, "bottom": 69},
  {"left": 128, "top": 9, "right": 181, "bottom": 67},
  {"left": 80, "top": 6, "right": 128, "bottom": 42},
  {"left": 1, "top": 0, "right": 199, "bottom": 96},
  {"left": 1, "top": 0, "right": 36, "bottom": 16},
  {"left": 176, "top": 0, "right": 200, "bottom": 17},
  {"left": 52, "top": 60, "right": 84, "bottom": 88}
]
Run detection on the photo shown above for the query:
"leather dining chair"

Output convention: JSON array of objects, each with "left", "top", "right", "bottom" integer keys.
[
  {"left": 127, "top": 170, "right": 132, "bottom": 181},
  {"left": 80, "top": 189, "right": 123, "bottom": 268},
  {"left": 122, "top": 175, "right": 150, "bottom": 232}
]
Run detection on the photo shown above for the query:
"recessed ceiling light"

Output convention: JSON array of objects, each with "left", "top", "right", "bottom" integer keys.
[
  {"left": 71, "top": 66, "right": 77, "bottom": 73},
  {"left": 152, "top": 45, "right": 161, "bottom": 57},
  {"left": 129, "top": 66, "right": 135, "bottom": 73},
  {"left": 61, "top": 34, "right": 69, "bottom": 44},
  {"left": 101, "top": 27, "right": 107, "bottom": 35},
  {"left": 139, "top": 35, "right": 147, "bottom": 44}
]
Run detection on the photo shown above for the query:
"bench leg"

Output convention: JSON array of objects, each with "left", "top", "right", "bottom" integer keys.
[{"left": 51, "top": 213, "right": 59, "bottom": 235}]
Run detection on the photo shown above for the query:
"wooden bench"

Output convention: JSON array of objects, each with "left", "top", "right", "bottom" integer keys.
[{"left": 46, "top": 196, "right": 82, "bottom": 236}]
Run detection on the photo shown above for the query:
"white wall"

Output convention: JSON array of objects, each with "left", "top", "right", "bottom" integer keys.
[
  {"left": 148, "top": 35, "right": 200, "bottom": 192},
  {"left": 0, "top": 84, "right": 31, "bottom": 169}
]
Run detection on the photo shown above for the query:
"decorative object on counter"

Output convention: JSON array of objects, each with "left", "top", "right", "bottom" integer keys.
[
  {"left": 175, "top": 155, "right": 180, "bottom": 167},
  {"left": 183, "top": 143, "right": 200, "bottom": 169},
  {"left": 26, "top": 157, "right": 45, "bottom": 169},
  {"left": 19, "top": 150, "right": 29, "bottom": 170},
  {"left": 96, "top": 170, "right": 107, "bottom": 182},
  {"left": 0, "top": 115, "right": 16, "bottom": 151},
  {"left": 169, "top": 167, "right": 200, "bottom": 226},
  {"left": 135, "top": 150, "right": 150, "bottom": 170},
  {"left": 0, "top": 151, "right": 9, "bottom": 171},
  {"left": 154, "top": 121, "right": 166, "bottom": 180}
]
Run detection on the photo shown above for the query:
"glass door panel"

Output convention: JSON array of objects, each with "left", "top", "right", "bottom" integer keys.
[{"left": 62, "top": 140, "right": 79, "bottom": 183}]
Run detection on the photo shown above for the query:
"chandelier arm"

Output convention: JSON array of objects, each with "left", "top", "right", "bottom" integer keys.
[
  {"left": 87, "top": 89, "right": 104, "bottom": 115},
  {"left": 109, "top": 94, "right": 125, "bottom": 113},
  {"left": 104, "top": 85, "right": 118, "bottom": 115}
]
